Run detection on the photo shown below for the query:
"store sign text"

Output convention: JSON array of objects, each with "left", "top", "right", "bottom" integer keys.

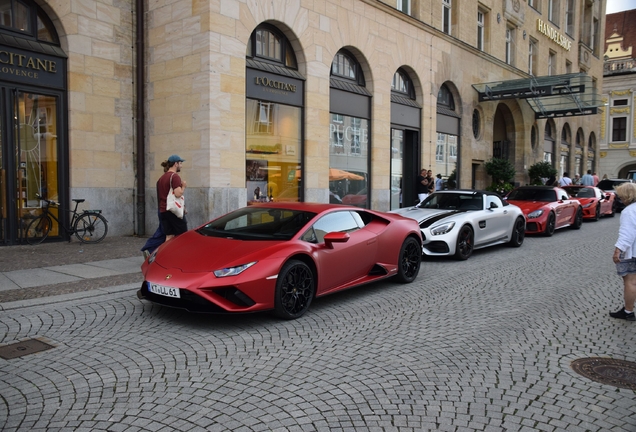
[
  {"left": 537, "top": 19, "right": 572, "bottom": 51},
  {"left": 329, "top": 123, "right": 369, "bottom": 144},
  {"left": 254, "top": 76, "right": 297, "bottom": 93}
]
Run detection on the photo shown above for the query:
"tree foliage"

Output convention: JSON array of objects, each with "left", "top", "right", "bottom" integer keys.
[
  {"left": 527, "top": 161, "right": 557, "bottom": 185},
  {"left": 484, "top": 158, "right": 516, "bottom": 184}
]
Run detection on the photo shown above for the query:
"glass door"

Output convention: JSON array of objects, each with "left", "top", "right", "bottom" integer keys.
[{"left": 14, "top": 91, "right": 60, "bottom": 240}]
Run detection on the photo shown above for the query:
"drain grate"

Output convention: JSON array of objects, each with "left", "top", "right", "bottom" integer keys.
[
  {"left": 0, "top": 338, "right": 55, "bottom": 360},
  {"left": 571, "top": 357, "right": 636, "bottom": 390}
]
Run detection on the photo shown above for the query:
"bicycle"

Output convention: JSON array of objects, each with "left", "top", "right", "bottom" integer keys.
[{"left": 24, "top": 194, "right": 109, "bottom": 245}]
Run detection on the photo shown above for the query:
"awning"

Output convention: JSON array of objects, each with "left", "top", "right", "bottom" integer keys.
[{"left": 472, "top": 73, "right": 602, "bottom": 119}]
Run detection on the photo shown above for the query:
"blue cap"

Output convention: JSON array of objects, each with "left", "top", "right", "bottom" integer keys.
[{"left": 168, "top": 154, "right": 185, "bottom": 163}]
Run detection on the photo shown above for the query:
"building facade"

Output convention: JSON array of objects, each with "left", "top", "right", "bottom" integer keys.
[
  {"left": 601, "top": 8, "right": 636, "bottom": 179},
  {"left": 0, "top": 0, "right": 605, "bottom": 245}
]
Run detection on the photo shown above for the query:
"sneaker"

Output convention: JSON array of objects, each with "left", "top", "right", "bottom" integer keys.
[{"left": 609, "top": 307, "right": 636, "bottom": 321}]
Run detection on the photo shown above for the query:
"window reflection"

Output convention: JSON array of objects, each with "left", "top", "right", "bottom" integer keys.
[{"left": 329, "top": 114, "right": 368, "bottom": 208}]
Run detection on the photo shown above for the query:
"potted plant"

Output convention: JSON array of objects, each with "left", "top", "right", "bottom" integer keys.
[
  {"left": 484, "top": 158, "right": 515, "bottom": 195},
  {"left": 528, "top": 161, "right": 557, "bottom": 185}
]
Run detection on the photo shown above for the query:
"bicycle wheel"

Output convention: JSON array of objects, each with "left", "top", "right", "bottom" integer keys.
[
  {"left": 74, "top": 213, "right": 108, "bottom": 243},
  {"left": 26, "top": 215, "right": 52, "bottom": 245}
]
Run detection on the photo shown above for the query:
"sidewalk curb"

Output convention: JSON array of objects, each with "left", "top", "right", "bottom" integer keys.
[{"left": 0, "top": 283, "right": 140, "bottom": 312}]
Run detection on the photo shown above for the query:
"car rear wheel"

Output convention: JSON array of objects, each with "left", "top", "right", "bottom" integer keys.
[
  {"left": 508, "top": 217, "right": 525, "bottom": 247},
  {"left": 395, "top": 237, "right": 422, "bottom": 283},
  {"left": 544, "top": 212, "right": 556, "bottom": 237},
  {"left": 570, "top": 207, "right": 583, "bottom": 230},
  {"left": 593, "top": 203, "right": 601, "bottom": 221},
  {"left": 274, "top": 260, "right": 315, "bottom": 320},
  {"left": 454, "top": 225, "right": 473, "bottom": 260}
]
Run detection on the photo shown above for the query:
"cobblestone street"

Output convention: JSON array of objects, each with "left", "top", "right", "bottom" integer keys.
[{"left": 1, "top": 216, "right": 635, "bottom": 431}]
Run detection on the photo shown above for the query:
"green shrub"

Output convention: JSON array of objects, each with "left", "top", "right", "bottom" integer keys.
[{"left": 527, "top": 161, "right": 557, "bottom": 185}]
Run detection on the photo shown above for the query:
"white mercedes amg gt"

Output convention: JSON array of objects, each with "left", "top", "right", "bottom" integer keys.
[{"left": 390, "top": 190, "right": 526, "bottom": 260}]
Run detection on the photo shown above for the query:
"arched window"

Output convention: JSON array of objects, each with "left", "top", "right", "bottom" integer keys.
[
  {"left": 245, "top": 24, "right": 303, "bottom": 204},
  {"left": 331, "top": 50, "right": 365, "bottom": 86},
  {"left": 438, "top": 84, "right": 455, "bottom": 110},
  {"left": 392, "top": 69, "right": 414, "bottom": 99},
  {"left": 329, "top": 49, "right": 370, "bottom": 208},
  {"left": 0, "top": 0, "right": 58, "bottom": 43},
  {"left": 246, "top": 24, "right": 297, "bottom": 69},
  {"left": 544, "top": 121, "right": 556, "bottom": 166}
]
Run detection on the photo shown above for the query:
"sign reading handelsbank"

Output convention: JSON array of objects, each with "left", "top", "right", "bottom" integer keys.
[{"left": 537, "top": 19, "right": 572, "bottom": 51}]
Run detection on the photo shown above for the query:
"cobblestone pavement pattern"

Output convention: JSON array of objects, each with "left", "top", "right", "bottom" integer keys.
[{"left": 1, "top": 217, "right": 635, "bottom": 431}]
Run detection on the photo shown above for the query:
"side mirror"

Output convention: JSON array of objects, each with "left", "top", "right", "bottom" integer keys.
[{"left": 324, "top": 232, "right": 350, "bottom": 248}]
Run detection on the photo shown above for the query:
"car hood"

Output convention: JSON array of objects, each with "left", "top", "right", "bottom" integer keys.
[
  {"left": 391, "top": 207, "right": 463, "bottom": 228},
  {"left": 151, "top": 230, "right": 288, "bottom": 273},
  {"left": 506, "top": 200, "right": 548, "bottom": 214}
]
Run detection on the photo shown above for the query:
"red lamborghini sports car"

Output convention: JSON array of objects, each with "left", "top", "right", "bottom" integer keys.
[
  {"left": 562, "top": 185, "right": 615, "bottom": 220},
  {"left": 505, "top": 186, "right": 583, "bottom": 236},
  {"left": 139, "top": 203, "right": 422, "bottom": 319}
]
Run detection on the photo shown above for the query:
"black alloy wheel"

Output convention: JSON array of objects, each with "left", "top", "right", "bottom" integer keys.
[
  {"left": 395, "top": 237, "right": 422, "bottom": 283},
  {"left": 593, "top": 203, "right": 601, "bottom": 221},
  {"left": 544, "top": 212, "right": 556, "bottom": 237},
  {"left": 570, "top": 207, "right": 583, "bottom": 229},
  {"left": 274, "top": 260, "right": 315, "bottom": 320},
  {"left": 454, "top": 225, "right": 474, "bottom": 260},
  {"left": 508, "top": 217, "right": 525, "bottom": 247}
]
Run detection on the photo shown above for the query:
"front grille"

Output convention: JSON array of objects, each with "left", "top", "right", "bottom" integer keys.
[
  {"left": 426, "top": 241, "right": 449, "bottom": 253},
  {"left": 139, "top": 282, "right": 227, "bottom": 313},
  {"left": 526, "top": 222, "right": 539, "bottom": 232}
]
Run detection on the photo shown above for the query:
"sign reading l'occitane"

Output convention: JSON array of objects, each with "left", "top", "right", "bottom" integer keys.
[{"left": 0, "top": 45, "right": 64, "bottom": 89}]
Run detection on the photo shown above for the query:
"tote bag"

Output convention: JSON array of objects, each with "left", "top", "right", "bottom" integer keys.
[{"left": 166, "top": 174, "right": 185, "bottom": 219}]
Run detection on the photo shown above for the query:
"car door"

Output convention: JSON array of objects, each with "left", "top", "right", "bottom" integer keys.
[
  {"left": 596, "top": 188, "right": 611, "bottom": 214},
  {"left": 555, "top": 188, "right": 575, "bottom": 227},
  {"left": 301, "top": 211, "right": 378, "bottom": 294},
  {"left": 475, "top": 195, "right": 511, "bottom": 245}
]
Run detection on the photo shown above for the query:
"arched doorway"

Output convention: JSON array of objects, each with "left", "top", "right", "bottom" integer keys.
[
  {"left": 390, "top": 67, "right": 420, "bottom": 209},
  {"left": 492, "top": 104, "right": 516, "bottom": 164},
  {"left": 0, "top": 0, "right": 67, "bottom": 244}
]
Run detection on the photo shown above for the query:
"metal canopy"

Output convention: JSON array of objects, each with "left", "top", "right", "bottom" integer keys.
[{"left": 472, "top": 73, "right": 602, "bottom": 119}]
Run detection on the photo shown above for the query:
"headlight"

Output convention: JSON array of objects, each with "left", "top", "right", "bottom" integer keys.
[
  {"left": 214, "top": 262, "right": 257, "bottom": 277},
  {"left": 430, "top": 221, "right": 455, "bottom": 235},
  {"left": 582, "top": 202, "right": 593, "bottom": 208},
  {"left": 527, "top": 209, "right": 544, "bottom": 218},
  {"left": 148, "top": 250, "right": 158, "bottom": 264}
]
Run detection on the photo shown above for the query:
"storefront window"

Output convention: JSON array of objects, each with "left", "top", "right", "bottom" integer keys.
[
  {"left": 246, "top": 99, "right": 301, "bottom": 204},
  {"left": 329, "top": 114, "right": 368, "bottom": 207}
]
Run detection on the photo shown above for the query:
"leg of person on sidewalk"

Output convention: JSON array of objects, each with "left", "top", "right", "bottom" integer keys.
[{"left": 610, "top": 271, "right": 636, "bottom": 321}]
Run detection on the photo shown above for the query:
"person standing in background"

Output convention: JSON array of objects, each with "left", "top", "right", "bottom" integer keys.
[
  {"left": 581, "top": 170, "right": 594, "bottom": 186},
  {"left": 417, "top": 169, "right": 430, "bottom": 203},
  {"left": 593, "top": 172, "right": 600, "bottom": 186},
  {"left": 435, "top": 174, "right": 444, "bottom": 191},
  {"left": 610, "top": 182, "right": 636, "bottom": 321}
]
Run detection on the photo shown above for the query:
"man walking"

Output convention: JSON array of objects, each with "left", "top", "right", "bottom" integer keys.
[
  {"left": 157, "top": 154, "right": 188, "bottom": 242},
  {"left": 559, "top": 172, "right": 572, "bottom": 187}
]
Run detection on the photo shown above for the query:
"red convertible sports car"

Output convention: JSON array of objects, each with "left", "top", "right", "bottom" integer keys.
[
  {"left": 139, "top": 203, "right": 422, "bottom": 319},
  {"left": 505, "top": 186, "right": 583, "bottom": 236},
  {"left": 562, "top": 185, "right": 615, "bottom": 220}
]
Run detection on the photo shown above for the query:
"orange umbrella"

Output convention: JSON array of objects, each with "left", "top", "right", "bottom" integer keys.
[{"left": 329, "top": 168, "right": 364, "bottom": 181}]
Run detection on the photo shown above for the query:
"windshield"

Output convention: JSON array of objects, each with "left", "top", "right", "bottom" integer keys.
[
  {"left": 197, "top": 207, "right": 316, "bottom": 240},
  {"left": 565, "top": 187, "right": 595, "bottom": 198},
  {"left": 507, "top": 188, "right": 556, "bottom": 202},
  {"left": 418, "top": 193, "right": 483, "bottom": 210}
]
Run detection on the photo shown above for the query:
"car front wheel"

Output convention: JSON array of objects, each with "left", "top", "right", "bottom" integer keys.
[
  {"left": 508, "top": 217, "right": 525, "bottom": 247},
  {"left": 395, "top": 237, "right": 422, "bottom": 283},
  {"left": 454, "top": 225, "right": 474, "bottom": 260},
  {"left": 544, "top": 212, "right": 556, "bottom": 237},
  {"left": 274, "top": 260, "right": 315, "bottom": 320},
  {"left": 593, "top": 203, "right": 601, "bottom": 221},
  {"left": 570, "top": 207, "right": 583, "bottom": 230}
]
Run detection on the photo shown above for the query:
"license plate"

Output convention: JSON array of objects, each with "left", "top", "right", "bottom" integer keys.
[{"left": 148, "top": 282, "right": 180, "bottom": 298}]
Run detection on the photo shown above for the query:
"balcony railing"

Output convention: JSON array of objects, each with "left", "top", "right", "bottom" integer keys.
[{"left": 604, "top": 58, "right": 636, "bottom": 75}]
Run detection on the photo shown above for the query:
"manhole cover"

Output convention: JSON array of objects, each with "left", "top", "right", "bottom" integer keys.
[
  {"left": 0, "top": 339, "right": 55, "bottom": 360},
  {"left": 571, "top": 357, "right": 636, "bottom": 390}
]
